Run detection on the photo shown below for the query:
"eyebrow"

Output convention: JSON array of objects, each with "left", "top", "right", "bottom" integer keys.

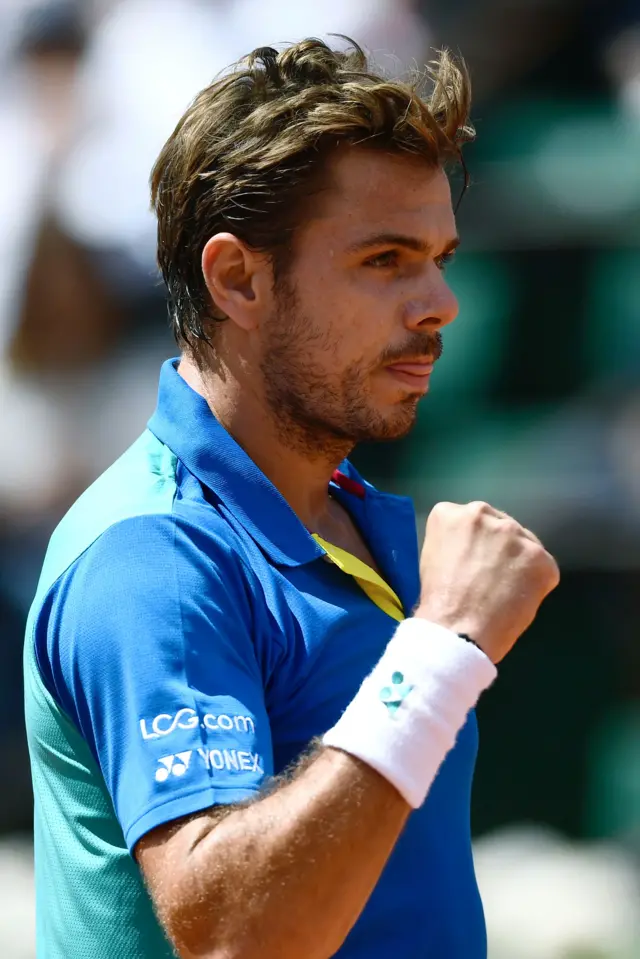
[{"left": 344, "top": 232, "right": 460, "bottom": 257}]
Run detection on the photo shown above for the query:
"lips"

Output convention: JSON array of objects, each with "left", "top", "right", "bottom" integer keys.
[
  {"left": 384, "top": 360, "right": 434, "bottom": 393},
  {"left": 386, "top": 361, "right": 434, "bottom": 376}
]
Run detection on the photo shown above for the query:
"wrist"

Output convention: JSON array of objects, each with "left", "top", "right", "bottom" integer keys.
[
  {"left": 413, "top": 606, "right": 486, "bottom": 656},
  {"left": 323, "top": 617, "right": 497, "bottom": 808},
  {"left": 413, "top": 603, "right": 466, "bottom": 633}
]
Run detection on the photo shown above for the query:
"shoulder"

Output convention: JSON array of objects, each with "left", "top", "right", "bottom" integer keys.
[
  {"left": 29, "top": 499, "right": 265, "bottom": 735},
  {"left": 33, "top": 430, "right": 256, "bottom": 614},
  {"left": 28, "top": 434, "right": 264, "bottom": 682},
  {"left": 34, "top": 508, "right": 257, "bottom": 652}
]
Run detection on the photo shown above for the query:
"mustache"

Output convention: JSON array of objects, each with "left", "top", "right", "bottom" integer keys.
[{"left": 379, "top": 331, "right": 443, "bottom": 365}]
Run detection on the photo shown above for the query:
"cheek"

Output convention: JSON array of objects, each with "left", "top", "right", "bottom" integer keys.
[
  {"left": 333, "top": 315, "right": 384, "bottom": 367},
  {"left": 294, "top": 265, "right": 391, "bottom": 362},
  {"left": 304, "top": 320, "right": 378, "bottom": 383}
]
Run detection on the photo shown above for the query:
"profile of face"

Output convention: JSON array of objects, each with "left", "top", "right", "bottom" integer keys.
[
  {"left": 261, "top": 149, "right": 459, "bottom": 452},
  {"left": 203, "top": 148, "right": 460, "bottom": 456}
]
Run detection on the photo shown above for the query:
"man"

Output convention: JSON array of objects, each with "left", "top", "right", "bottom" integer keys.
[{"left": 24, "top": 39, "right": 559, "bottom": 959}]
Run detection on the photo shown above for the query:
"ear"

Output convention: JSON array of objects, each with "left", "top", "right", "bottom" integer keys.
[{"left": 201, "top": 233, "right": 272, "bottom": 331}]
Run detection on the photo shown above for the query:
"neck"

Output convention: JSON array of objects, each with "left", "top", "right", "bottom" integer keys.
[{"left": 178, "top": 354, "right": 352, "bottom": 530}]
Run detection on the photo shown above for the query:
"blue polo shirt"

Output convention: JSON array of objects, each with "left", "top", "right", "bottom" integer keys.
[{"left": 24, "top": 359, "right": 486, "bottom": 959}]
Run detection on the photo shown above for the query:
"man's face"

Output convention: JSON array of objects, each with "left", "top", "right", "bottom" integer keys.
[{"left": 259, "top": 148, "right": 460, "bottom": 453}]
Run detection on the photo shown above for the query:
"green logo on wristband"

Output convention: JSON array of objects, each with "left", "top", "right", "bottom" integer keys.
[{"left": 379, "top": 671, "right": 414, "bottom": 718}]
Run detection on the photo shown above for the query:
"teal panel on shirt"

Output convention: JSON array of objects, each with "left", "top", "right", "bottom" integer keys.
[
  {"left": 25, "top": 430, "right": 179, "bottom": 959},
  {"left": 25, "top": 656, "right": 176, "bottom": 959}
]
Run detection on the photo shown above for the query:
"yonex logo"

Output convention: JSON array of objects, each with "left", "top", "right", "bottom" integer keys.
[
  {"left": 155, "top": 751, "right": 193, "bottom": 782},
  {"left": 379, "top": 671, "right": 414, "bottom": 718},
  {"left": 154, "top": 749, "right": 264, "bottom": 785},
  {"left": 198, "top": 748, "right": 263, "bottom": 774}
]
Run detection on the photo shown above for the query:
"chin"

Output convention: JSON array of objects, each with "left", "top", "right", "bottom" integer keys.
[{"left": 358, "top": 404, "right": 419, "bottom": 443}]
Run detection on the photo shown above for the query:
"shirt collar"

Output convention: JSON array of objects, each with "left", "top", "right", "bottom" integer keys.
[
  {"left": 329, "top": 462, "right": 420, "bottom": 612},
  {"left": 148, "top": 359, "right": 323, "bottom": 566},
  {"left": 148, "top": 359, "right": 417, "bottom": 579}
]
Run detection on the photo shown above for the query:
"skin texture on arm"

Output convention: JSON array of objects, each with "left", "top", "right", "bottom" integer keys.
[{"left": 136, "top": 746, "right": 410, "bottom": 959}]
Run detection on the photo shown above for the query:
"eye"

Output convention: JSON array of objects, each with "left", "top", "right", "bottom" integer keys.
[
  {"left": 435, "top": 250, "right": 456, "bottom": 272},
  {"left": 364, "top": 250, "right": 399, "bottom": 269}
]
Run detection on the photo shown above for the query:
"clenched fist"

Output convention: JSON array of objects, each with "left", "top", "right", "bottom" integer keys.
[{"left": 415, "top": 501, "right": 559, "bottom": 664}]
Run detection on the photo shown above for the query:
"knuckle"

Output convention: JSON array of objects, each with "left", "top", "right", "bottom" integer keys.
[
  {"left": 546, "top": 554, "right": 561, "bottom": 587},
  {"left": 529, "top": 545, "right": 560, "bottom": 586},
  {"left": 523, "top": 526, "right": 543, "bottom": 547},
  {"left": 504, "top": 517, "right": 522, "bottom": 536},
  {"left": 527, "top": 540, "right": 547, "bottom": 561},
  {"left": 466, "top": 500, "right": 492, "bottom": 520},
  {"left": 520, "top": 539, "right": 546, "bottom": 568}
]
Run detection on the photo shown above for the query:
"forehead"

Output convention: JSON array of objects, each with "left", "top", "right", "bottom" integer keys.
[{"left": 306, "top": 147, "right": 456, "bottom": 246}]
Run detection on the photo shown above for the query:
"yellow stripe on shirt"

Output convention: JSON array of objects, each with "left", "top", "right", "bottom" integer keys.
[{"left": 312, "top": 533, "right": 405, "bottom": 623}]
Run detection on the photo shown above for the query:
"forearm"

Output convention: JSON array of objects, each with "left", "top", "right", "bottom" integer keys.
[{"left": 160, "top": 747, "right": 409, "bottom": 959}]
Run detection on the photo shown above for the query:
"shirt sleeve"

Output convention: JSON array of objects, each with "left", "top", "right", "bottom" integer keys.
[{"left": 35, "top": 512, "right": 275, "bottom": 852}]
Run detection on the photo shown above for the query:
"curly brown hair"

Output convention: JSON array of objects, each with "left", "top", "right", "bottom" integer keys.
[{"left": 150, "top": 37, "right": 474, "bottom": 352}]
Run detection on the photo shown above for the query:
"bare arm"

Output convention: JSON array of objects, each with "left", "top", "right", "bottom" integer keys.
[{"left": 136, "top": 745, "right": 410, "bottom": 959}]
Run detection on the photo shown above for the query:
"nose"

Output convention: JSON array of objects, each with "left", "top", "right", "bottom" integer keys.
[{"left": 402, "top": 269, "right": 459, "bottom": 332}]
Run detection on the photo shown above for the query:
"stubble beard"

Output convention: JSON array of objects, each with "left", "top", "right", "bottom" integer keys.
[{"left": 259, "top": 280, "right": 420, "bottom": 462}]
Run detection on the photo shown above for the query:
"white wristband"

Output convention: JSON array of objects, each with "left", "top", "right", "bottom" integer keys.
[{"left": 322, "top": 618, "right": 497, "bottom": 808}]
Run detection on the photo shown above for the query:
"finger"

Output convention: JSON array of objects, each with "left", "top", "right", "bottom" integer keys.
[
  {"left": 520, "top": 526, "right": 543, "bottom": 547},
  {"left": 482, "top": 504, "right": 517, "bottom": 523},
  {"left": 490, "top": 510, "right": 543, "bottom": 548}
]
